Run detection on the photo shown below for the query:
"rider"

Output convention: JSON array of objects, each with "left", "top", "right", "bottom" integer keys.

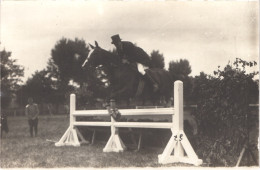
[{"left": 111, "top": 34, "right": 159, "bottom": 92}]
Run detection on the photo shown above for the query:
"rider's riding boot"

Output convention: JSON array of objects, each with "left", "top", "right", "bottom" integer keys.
[{"left": 144, "top": 72, "right": 159, "bottom": 92}]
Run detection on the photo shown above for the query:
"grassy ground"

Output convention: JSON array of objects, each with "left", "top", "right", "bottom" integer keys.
[
  {"left": 0, "top": 115, "right": 195, "bottom": 168},
  {"left": 1, "top": 114, "right": 258, "bottom": 168}
]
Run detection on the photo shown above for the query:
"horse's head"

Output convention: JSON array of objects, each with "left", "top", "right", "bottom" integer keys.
[{"left": 82, "top": 41, "right": 118, "bottom": 68}]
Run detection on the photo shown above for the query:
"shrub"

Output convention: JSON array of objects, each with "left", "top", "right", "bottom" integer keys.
[{"left": 192, "top": 58, "right": 258, "bottom": 166}]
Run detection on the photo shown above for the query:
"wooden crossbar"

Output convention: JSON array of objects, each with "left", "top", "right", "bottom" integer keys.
[
  {"left": 73, "top": 122, "right": 111, "bottom": 126},
  {"left": 73, "top": 121, "right": 173, "bottom": 129},
  {"left": 114, "top": 122, "right": 173, "bottom": 129},
  {"left": 119, "top": 108, "right": 174, "bottom": 115},
  {"left": 73, "top": 110, "right": 109, "bottom": 116},
  {"left": 73, "top": 108, "right": 174, "bottom": 116}
]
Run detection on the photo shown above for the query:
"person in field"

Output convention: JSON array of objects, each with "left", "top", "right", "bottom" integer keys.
[
  {"left": 111, "top": 34, "right": 159, "bottom": 92},
  {"left": 25, "top": 97, "right": 39, "bottom": 137},
  {"left": 1, "top": 113, "right": 9, "bottom": 138}
]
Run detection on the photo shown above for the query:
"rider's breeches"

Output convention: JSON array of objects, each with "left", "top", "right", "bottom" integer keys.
[{"left": 137, "top": 63, "right": 148, "bottom": 75}]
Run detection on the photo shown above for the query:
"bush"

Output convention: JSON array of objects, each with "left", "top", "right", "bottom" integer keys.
[{"left": 192, "top": 58, "right": 258, "bottom": 166}]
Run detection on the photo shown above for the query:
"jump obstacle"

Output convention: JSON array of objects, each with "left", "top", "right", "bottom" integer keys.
[{"left": 55, "top": 81, "right": 203, "bottom": 166}]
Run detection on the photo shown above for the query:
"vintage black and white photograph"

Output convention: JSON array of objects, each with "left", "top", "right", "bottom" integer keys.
[{"left": 1, "top": 0, "right": 259, "bottom": 169}]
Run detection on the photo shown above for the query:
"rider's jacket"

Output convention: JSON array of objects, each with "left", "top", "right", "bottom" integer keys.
[{"left": 116, "top": 41, "right": 152, "bottom": 67}]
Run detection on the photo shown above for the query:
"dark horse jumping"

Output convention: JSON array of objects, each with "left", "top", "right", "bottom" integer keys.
[{"left": 82, "top": 41, "right": 173, "bottom": 119}]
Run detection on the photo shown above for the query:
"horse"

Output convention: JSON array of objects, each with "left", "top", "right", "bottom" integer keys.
[
  {"left": 82, "top": 41, "right": 198, "bottom": 138},
  {"left": 82, "top": 41, "right": 173, "bottom": 108}
]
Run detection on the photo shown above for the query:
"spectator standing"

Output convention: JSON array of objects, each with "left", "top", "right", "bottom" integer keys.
[
  {"left": 1, "top": 112, "right": 9, "bottom": 138},
  {"left": 25, "top": 98, "right": 39, "bottom": 137}
]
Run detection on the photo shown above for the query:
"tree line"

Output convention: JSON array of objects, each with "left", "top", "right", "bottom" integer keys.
[
  {"left": 0, "top": 37, "right": 193, "bottom": 109},
  {"left": 1, "top": 37, "right": 258, "bottom": 110}
]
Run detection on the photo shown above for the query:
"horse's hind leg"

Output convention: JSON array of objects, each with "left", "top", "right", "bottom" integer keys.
[
  {"left": 151, "top": 95, "right": 159, "bottom": 106},
  {"left": 142, "top": 97, "right": 146, "bottom": 106}
]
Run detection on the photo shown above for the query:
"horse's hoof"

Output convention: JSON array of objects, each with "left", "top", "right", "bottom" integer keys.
[{"left": 134, "top": 149, "right": 139, "bottom": 152}]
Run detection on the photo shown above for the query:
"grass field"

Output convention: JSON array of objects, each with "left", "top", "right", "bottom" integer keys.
[{"left": 0, "top": 115, "right": 197, "bottom": 168}]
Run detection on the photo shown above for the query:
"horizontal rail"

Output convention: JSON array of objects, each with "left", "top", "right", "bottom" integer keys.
[
  {"left": 136, "top": 105, "right": 199, "bottom": 109},
  {"left": 73, "top": 121, "right": 173, "bottom": 129},
  {"left": 73, "top": 122, "right": 111, "bottom": 126},
  {"left": 74, "top": 110, "right": 109, "bottom": 116},
  {"left": 114, "top": 122, "right": 173, "bottom": 129},
  {"left": 249, "top": 104, "right": 259, "bottom": 107},
  {"left": 73, "top": 108, "right": 174, "bottom": 117},
  {"left": 121, "top": 108, "right": 174, "bottom": 115},
  {"left": 135, "top": 106, "right": 165, "bottom": 109}
]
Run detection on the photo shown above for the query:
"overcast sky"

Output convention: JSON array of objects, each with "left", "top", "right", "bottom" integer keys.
[{"left": 1, "top": 1, "right": 259, "bottom": 82}]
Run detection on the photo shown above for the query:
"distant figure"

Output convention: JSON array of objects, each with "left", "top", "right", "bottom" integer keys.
[
  {"left": 111, "top": 34, "right": 158, "bottom": 92},
  {"left": 64, "top": 104, "right": 69, "bottom": 117},
  {"left": 25, "top": 97, "right": 39, "bottom": 137},
  {"left": 1, "top": 113, "right": 9, "bottom": 138},
  {"left": 47, "top": 104, "right": 53, "bottom": 116}
]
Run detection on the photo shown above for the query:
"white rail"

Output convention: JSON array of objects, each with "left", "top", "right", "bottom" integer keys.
[{"left": 73, "top": 108, "right": 174, "bottom": 116}]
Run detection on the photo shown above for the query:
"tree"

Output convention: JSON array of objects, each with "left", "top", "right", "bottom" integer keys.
[
  {"left": 17, "top": 69, "right": 76, "bottom": 106},
  {"left": 51, "top": 37, "right": 89, "bottom": 85},
  {"left": 16, "top": 56, "right": 77, "bottom": 106},
  {"left": 168, "top": 59, "right": 192, "bottom": 103},
  {"left": 45, "top": 58, "right": 61, "bottom": 90},
  {"left": 0, "top": 49, "right": 24, "bottom": 108},
  {"left": 17, "top": 70, "right": 53, "bottom": 105},
  {"left": 49, "top": 37, "right": 110, "bottom": 108},
  {"left": 168, "top": 59, "right": 191, "bottom": 80},
  {"left": 44, "top": 57, "right": 72, "bottom": 103},
  {"left": 150, "top": 50, "right": 165, "bottom": 69}
]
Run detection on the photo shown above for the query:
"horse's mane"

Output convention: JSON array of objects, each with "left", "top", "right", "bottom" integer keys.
[
  {"left": 96, "top": 48, "right": 134, "bottom": 82},
  {"left": 99, "top": 48, "right": 122, "bottom": 67}
]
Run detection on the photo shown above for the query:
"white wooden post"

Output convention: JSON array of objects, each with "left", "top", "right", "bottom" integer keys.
[
  {"left": 158, "top": 81, "right": 202, "bottom": 166},
  {"left": 173, "top": 81, "right": 184, "bottom": 157},
  {"left": 70, "top": 94, "right": 76, "bottom": 127},
  {"left": 173, "top": 81, "right": 183, "bottom": 131},
  {"left": 55, "top": 94, "right": 88, "bottom": 146},
  {"left": 103, "top": 99, "right": 126, "bottom": 152}
]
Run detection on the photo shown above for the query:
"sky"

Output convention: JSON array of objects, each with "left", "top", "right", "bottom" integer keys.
[{"left": 1, "top": 1, "right": 259, "bottom": 82}]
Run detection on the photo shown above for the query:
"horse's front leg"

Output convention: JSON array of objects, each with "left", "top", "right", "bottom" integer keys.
[
  {"left": 104, "top": 100, "right": 121, "bottom": 121},
  {"left": 105, "top": 86, "right": 130, "bottom": 120}
]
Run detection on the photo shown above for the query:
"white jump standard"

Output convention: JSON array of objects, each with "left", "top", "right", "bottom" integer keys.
[{"left": 55, "top": 81, "right": 203, "bottom": 166}]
